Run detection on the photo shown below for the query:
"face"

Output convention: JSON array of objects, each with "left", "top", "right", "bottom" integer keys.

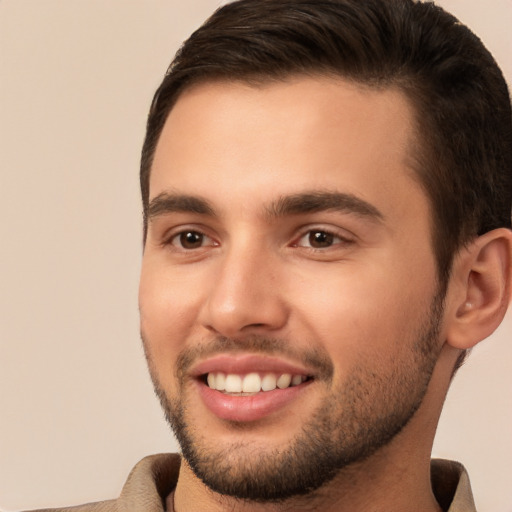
[{"left": 139, "top": 77, "right": 444, "bottom": 501}]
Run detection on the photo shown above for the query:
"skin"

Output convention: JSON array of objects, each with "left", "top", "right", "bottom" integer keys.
[{"left": 138, "top": 76, "right": 509, "bottom": 511}]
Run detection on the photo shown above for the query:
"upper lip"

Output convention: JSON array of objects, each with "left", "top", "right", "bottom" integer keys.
[{"left": 190, "top": 354, "right": 314, "bottom": 378}]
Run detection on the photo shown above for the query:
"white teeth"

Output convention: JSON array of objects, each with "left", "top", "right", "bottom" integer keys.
[
  {"left": 225, "top": 374, "right": 243, "bottom": 393},
  {"left": 206, "top": 372, "right": 307, "bottom": 393},
  {"left": 261, "top": 373, "right": 277, "bottom": 391},
  {"left": 242, "top": 373, "right": 261, "bottom": 393},
  {"left": 214, "top": 372, "right": 226, "bottom": 391},
  {"left": 291, "top": 374, "right": 302, "bottom": 386},
  {"left": 277, "top": 373, "right": 292, "bottom": 389}
]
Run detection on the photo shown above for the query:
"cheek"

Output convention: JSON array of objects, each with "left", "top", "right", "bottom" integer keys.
[
  {"left": 139, "top": 262, "right": 204, "bottom": 377},
  {"left": 289, "top": 259, "right": 435, "bottom": 376}
]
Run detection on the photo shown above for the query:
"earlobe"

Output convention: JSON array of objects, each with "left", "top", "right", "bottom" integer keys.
[{"left": 446, "top": 228, "right": 512, "bottom": 350}]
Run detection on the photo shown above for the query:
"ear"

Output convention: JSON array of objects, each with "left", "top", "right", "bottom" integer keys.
[{"left": 445, "top": 228, "right": 512, "bottom": 350}]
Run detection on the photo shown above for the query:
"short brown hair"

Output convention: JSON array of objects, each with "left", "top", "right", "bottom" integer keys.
[{"left": 141, "top": 0, "right": 512, "bottom": 285}]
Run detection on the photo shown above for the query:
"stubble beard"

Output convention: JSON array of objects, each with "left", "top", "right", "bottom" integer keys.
[{"left": 143, "top": 292, "right": 444, "bottom": 503}]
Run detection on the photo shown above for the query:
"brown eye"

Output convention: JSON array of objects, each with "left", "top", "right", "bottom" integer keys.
[
  {"left": 295, "top": 229, "right": 349, "bottom": 250},
  {"left": 174, "top": 231, "right": 206, "bottom": 249},
  {"left": 308, "top": 231, "right": 334, "bottom": 248}
]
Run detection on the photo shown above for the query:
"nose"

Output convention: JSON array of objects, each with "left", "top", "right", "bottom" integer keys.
[{"left": 199, "top": 242, "right": 289, "bottom": 338}]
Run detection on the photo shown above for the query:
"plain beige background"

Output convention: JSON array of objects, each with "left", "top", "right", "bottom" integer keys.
[{"left": 0, "top": 1, "right": 511, "bottom": 511}]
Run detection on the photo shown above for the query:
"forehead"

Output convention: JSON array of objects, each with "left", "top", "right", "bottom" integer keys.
[{"left": 150, "top": 76, "right": 426, "bottom": 223}]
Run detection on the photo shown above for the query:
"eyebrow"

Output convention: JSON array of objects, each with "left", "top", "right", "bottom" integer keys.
[
  {"left": 146, "top": 190, "right": 384, "bottom": 223},
  {"left": 266, "top": 191, "right": 384, "bottom": 221},
  {"left": 147, "top": 192, "right": 215, "bottom": 219}
]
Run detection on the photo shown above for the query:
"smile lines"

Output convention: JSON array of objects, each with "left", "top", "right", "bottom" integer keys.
[{"left": 206, "top": 372, "right": 308, "bottom": 394}]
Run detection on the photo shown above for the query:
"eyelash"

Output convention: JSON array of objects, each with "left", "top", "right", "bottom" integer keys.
[
  {"left": 165, "top": 229, "right": 217, "bottom": 251},
  {"left": 292, "top": 228, "right": 354, "bottom": 251},
  {"left": 164, "top": 226, "right": 353, "bottom": 253}
]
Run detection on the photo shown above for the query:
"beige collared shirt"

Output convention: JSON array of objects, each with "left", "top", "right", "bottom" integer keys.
[{"left": 26, "top": 454, "right": 476, "bottom": 512}]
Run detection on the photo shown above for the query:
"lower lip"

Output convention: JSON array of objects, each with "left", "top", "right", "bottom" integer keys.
[{"left": 196, "top": 380, "right": 312, "bottom": 422}]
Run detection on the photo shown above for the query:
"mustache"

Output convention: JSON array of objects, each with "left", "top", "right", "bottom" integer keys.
[{"left": 175, "top": 335, "right": 334, "bottom": 383}]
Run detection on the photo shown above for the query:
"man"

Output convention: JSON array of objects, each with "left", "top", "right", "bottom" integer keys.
[{"left": 27, "top": 0, "right": 511, "bottom": 511}]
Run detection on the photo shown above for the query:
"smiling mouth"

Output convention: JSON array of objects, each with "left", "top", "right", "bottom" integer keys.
[{"left": 203, "top": 372, "right": 311, "bottom": 394}]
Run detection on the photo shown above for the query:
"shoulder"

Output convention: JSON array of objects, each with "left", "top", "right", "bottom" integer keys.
[
  {"left": 431, "top": 459, "right": 477, "bottom": 512},
  {"left": 20, "top": 454, "right": 182, "bottom": 512}
]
